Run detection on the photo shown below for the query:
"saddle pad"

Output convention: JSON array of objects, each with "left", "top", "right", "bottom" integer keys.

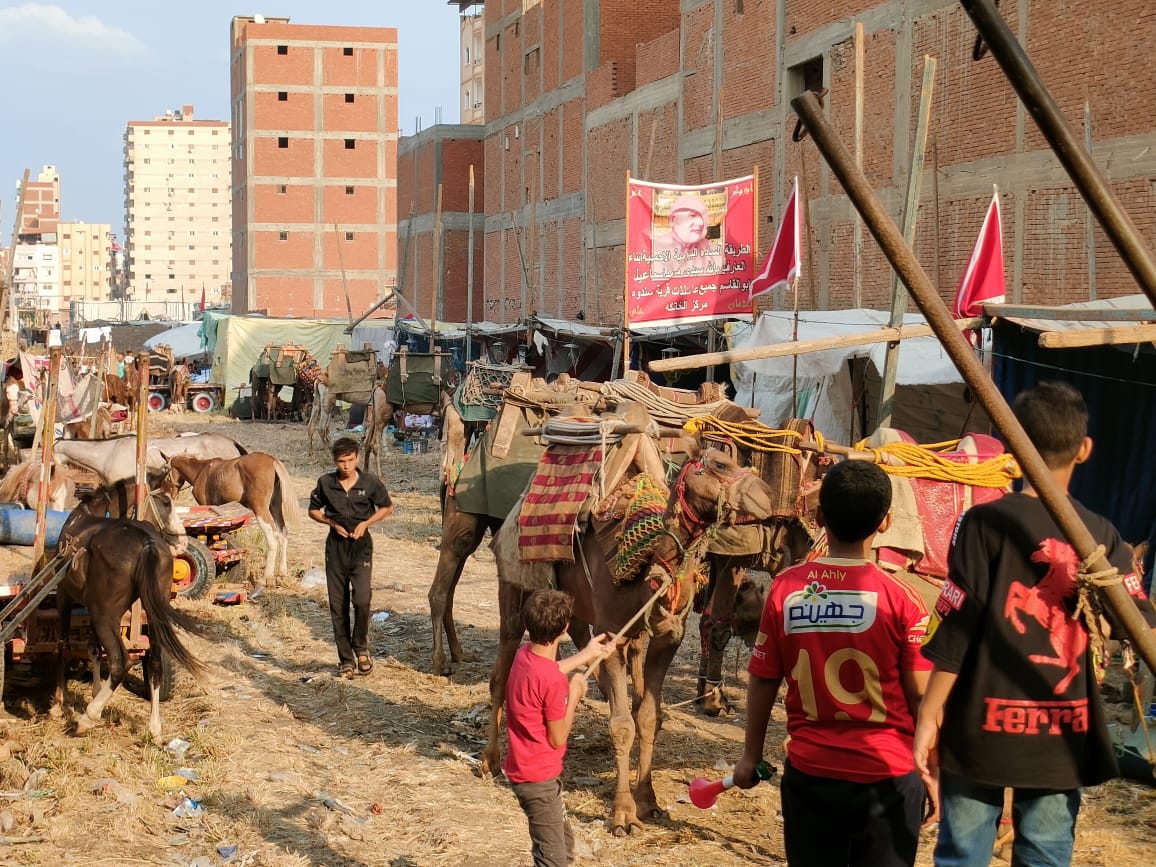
[{"left": 518, "top": 445, "right": 603, "bottom": 563}]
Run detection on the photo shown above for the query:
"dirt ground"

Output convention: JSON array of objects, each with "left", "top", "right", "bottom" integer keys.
[{"left": 0, "top": 413, "right": 1152, "bottom": 866}]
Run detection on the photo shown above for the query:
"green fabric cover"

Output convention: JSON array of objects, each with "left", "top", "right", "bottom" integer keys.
[
  {"left": 385, "top": 354, "right": 443, "bottom": 406},
  {"left": 454, "top": 411, "right": 546, "bottom": 520}
]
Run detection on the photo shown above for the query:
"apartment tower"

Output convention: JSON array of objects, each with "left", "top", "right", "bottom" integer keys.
[
  {"left": 229, "top": 16, "right": 399, "bottom": 318},
  {"left": 123, "top": 105, "right": 231, "bottom": 303},
  {"left": 459, "top": 5, "right": 484, "bottom": 125},
  {"left": 59, "top": 222, "right": 113, "bottom": 305}
]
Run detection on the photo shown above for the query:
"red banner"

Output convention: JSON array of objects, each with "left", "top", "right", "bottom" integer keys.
[{"left": 625, "top": 175, "right": 756, "bottom": 328}]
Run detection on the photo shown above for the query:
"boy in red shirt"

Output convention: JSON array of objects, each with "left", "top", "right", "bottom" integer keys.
[
  {"left": 505, "top": 590, "right": 614, "bottom": 867},
  {"left": 734, "top": 459, "right": 933, "bottom": 866}
]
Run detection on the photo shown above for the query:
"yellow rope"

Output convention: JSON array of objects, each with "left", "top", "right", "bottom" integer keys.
[
  {"left": 851, "top": 437, "right": 1020, "bottom": 488},
  {"left": 683, "top": 416, "right": 826, "bottom": 455}
]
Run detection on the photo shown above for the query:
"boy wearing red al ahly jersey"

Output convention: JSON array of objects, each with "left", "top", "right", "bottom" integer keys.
[{"left": 733, "top": 459, "right": 933, "bottom": 867}]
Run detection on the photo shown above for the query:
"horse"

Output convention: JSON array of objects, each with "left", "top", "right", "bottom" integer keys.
[
  {"left": 54, "top": 432, "right": 247, "bottom": 486},
  {"left": 0, "top": 460, "right": 76, "bottom": 510},
  {"left": 53, "top": 481, "right": 201, "bottom": 742},
  {"left": 484, "top": 446, "right": 778, "bottom": 835},
  {"left": 158, "top": 452, "right": 299, "bottom": 585},
  {"left": 168, "top": 365, "right": 189, "bottom": 413}
]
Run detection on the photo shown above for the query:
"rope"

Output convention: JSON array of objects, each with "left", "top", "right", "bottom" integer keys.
[
  {"left": 539, "top": 416, "right": 629, "bottom": 447},
  {"left": 1074, "top": 544, "right": 1121, "bottom": 681},
  {"left": 683, "top": 416, "right": 827, "bottom": 455},
  {"left": 582, "top": 573, "right": 673, "bottom": 679},
  {"left": 851, "top": 437, "right": 1020, "bottom": 488},
  {"left": 600, "top": 381, "right": 734, "bottom": 427},
  {"left": 1122, "top": 644, "right": 1156, "bottom": 776}
]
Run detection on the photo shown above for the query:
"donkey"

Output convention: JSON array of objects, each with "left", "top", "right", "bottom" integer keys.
[
  {"left": 54, "top": 483, "right": 201, "bottom": 742},
  {"left": 159, "top": 452, "right": 299, "bottom": 584}
]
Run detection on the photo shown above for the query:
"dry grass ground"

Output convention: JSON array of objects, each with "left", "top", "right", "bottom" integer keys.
[{"left": 0, "top": 413, "right": 1150, "bottom": 865}]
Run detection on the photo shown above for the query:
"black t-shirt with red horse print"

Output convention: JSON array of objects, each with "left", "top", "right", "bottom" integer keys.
[{"left": 923, "top": 493, "right": 1156, "bottom": 790}]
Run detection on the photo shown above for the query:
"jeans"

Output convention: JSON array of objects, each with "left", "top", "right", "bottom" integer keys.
[
  {"left": 935, "top": 770, "right": 1080, "bottom": 867},
  {"left": 511, "top": 776, "right": 574, "bottom": 867}
]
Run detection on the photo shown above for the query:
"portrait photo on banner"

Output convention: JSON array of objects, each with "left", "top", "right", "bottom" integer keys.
[{"left": 626, "top": 175, "right": 756, "bottom": 328}]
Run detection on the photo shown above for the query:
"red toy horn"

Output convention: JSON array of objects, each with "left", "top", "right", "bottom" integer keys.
[
  {"left": 689, "top": 775, "right": 730, "bottom": 809},
  {"left": 688, "top": 761, "right": 774, "bottom": 809}
]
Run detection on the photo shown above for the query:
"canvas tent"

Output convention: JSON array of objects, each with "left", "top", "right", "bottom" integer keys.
[
  {"left": 990, "top": 294, "right": 1156, "bottom": 542},
  {"left": 144, "top": 322, "right": 206, "bottom": 360},
  {"left": 728, "top": 308, "right": 990, "bottom": 443},
  {"left": 208, "top": 316, "right": 355, "bottom": 395}
]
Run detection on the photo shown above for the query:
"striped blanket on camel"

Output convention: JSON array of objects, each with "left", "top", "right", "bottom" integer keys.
[{"left": 517, "top": 445, "right": 604, "bottom": 562}]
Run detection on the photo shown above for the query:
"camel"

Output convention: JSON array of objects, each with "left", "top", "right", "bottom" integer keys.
[{"left": 483, "top": 445, "right": 779, "bottom": 835}]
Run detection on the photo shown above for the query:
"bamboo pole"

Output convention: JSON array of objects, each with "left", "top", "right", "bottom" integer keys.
[
  {"left": 879, "top": 55, "right": 937, "bottom": 428},
  {"left": 86, "top": 345, "right": 107, "bottom": 439},
  {"left": 791, "top": 88, "right": 1156, "bottom": 672},
  {"left": 649, "top": 317, "right": 982, "bottom": 372},
  {"left": 31, "top": 347, "right": 61, "bottom": 569},
  {"left": 432, "top": 184, "right": 443, "bottom": 350},
  {"left": 853, "top": 22, "right": 865, "bottom": 309},
  {"left": 466, "top": 165, "right": 476, "bottom": 363},
  {"left": 333, "top": 222, "right": 353, "bottom": 325}
]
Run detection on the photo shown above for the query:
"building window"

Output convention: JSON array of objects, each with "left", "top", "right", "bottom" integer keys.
[
  {"left": 169, "top": 273, "right": 175, "bottom": 280},
  {"left": 278, "top": 184, "right": 287, "bottom": 194},
  {"left": 345, "top": 232, "right": 354, "bottom": 241},
  {"left": 144, "top": 129, "right": 150, "bottom": 135},
  {"left": 278, "top": 137, "right": 288, "bottom": 148},
  {"left": 345, "top": 185, "right": 354, "bottom": 195},
  {"left": 212, "top": 129, "right": 219, "bottom": 135},
  {"left": 279, "top": 231, "right": 288, "bottom": 241},
  {"left": 788, "top": 55, "right": 825, "bottom": 99},
  {"left": 343, "top": 46, "right": 353, "bottom": 56},
  {"left": 277, "top": 45, "right": 287, "bottom": 55},
  {"left": 344, "top": 139, "right": 355, "bottom": 149},
  {"left": 168, "top": 129, "right": 174, "bottom": 135},
  {"left": 345, "top": 93, "right": 354, "bottom": 104},
  {"left": 278, "top": 91, "right": 288, "bottom": 101}
]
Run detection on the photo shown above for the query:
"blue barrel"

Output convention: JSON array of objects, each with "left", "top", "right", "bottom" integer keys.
[{"left": 0, "top": 508, "right": 70, "bottom": 547}]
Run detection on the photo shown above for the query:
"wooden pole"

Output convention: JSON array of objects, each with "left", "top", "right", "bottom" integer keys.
[
  {"left": 2, "top": 170, "right": 30, "bottom": 341},
  {"left": 649, "top": 317, "right": 982, "bottom": 372},
  {"left": 852, "top": 22, "right": 865, "bottom": 309},
  {"left": 878, "top": 55, "right": 937, "bottom": 428},
  {"left": 134, "top": 353, "right": 150, "bottom": 516},
  {"left": 1037, "top": 323, "right": 1156, "bottom": 349},
  {"left": 466, "top": 165, "right": 476, "bottom": 363},
  {"left": 333, "top": 222, "right": 354, "bottom": 325},
  {"left": 791, "top": 88, "right": 1156, "bottom": 672},
  {"left": 86, "top": 344, "right": 107, "bottom": 439},
  {"left": 932, "top": 135, "right": 943, "bottom": 293},
  {"left": 622, "top": 171, "right": 632, "bottom": 377},
  {"left": 31, "top": 347, "right": 61, "bottom": 569},
  {"left": 432, "top": 184, "right": 443, "bottom": 351},
  {"left": 1084, "top": 100, "right": 1097, "bottom": 301}
]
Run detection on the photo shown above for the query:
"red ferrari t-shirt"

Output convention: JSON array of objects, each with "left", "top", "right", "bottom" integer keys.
[
  {"left": 749, "top": 558, "right": 932, "bottom": 783},
  {"left": 503, "top": 643, "right": 569, "bottom": 784}
]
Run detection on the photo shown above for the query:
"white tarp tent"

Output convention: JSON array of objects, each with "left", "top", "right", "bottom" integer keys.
[
  {"left": 144, "top": 322, "right": 206, "bottom": 360},
  {"left": 729, "top": 309, "right": 971, "bottom": 440}
]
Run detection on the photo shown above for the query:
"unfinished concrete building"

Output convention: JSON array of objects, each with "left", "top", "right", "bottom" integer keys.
[{"left": 465, "top": 0, "right": 1156, "bottom": 325}]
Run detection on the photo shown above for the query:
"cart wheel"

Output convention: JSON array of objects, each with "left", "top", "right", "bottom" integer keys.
[
  {"left": 143, "top": 650, "right": 175, "bottom": 703},
  {"left": 173, "top": 537, "right": 214, "bottom": 599},
  {"left": 147, "top": 392, "right": 168, "bottom": 412},
  {"left": 191, "top": 392, "right": 216, "bottom": 413}
]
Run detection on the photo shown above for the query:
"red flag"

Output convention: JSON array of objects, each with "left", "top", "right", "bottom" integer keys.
[
  {"left": 750, "top": 177, "right": 801, "bottom": 299},
  {"left": 199, "top": 285, "right": 206, "bottom": 312},
  {"left": 953, "top": 189, "right": 1005, "bottom": 318}
]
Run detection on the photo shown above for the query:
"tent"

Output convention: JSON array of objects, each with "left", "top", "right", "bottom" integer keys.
[
  {"left": 209, "top": 316, "right": 356, "bottom": 395},
  {"left": 144, "top": 322, "right": 206, "bottom": 360},
  {"left": 728, "top": 308, "right": 990, "bottom": 444},
  {"left": 991, "top": 294, "right": 1156, "bottom": 541}
]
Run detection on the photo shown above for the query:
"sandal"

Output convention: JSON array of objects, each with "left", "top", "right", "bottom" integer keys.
[
  {"left": 339, "top": 664, "right": 356, "bottom": 680},
  {"left": 356, "top": 654, "right": 374, "bottom": 675}
]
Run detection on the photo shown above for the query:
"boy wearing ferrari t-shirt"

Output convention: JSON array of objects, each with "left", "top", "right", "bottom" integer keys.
[
  {"left": 915, "top": 381, "right": 1156, "bottom": 866},
  {"left": 504, "top": 591, "right": 614, "bottom": 867},
  {"left": 734, "top": 460, "right": 933, "bottom": 867}
]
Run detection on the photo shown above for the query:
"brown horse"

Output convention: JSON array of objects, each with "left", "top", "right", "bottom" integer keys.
[
  {"left": 160, "top": 452, "right": 299, "bottom": 584},
  {"left": 484, "top": 447, "right": 778, "bottom": 835},
  {"left": 54, "top": 481, "right": 200, "bottom": 742},
  {"left": 168, "top": 364, "right": 189, "bottom": 413},
  {"left": 0, "top": 460, "right": 75, "bottom": 510}
]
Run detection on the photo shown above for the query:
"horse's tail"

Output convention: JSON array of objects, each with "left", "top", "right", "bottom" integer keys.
[
  {"left": 137, "top": 536, "right": 207, "bottom": 678},
  {"left": 272, "top": 458, "right": 300, "bottom": 531}
]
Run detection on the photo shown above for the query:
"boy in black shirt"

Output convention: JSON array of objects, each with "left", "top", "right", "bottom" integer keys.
[
  {"left": 308, "top": 437, "right": 393, "bottom": 678},
  {"left": 915, "top": 382, "right": 1156, "bottom": 866}
]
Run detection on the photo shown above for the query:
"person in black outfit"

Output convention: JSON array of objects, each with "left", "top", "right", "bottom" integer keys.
[{"left": 308, "top": 437, "right": 393, "bottom": 678}]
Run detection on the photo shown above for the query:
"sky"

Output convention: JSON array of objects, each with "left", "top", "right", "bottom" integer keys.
[{"left": 0, "top": 1, "right": 464, "bottom": 234}]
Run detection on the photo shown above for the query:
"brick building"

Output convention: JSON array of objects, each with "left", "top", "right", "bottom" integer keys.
[
  {"left": 229, "top": 15, "right": 399, "bottom": 318},
  {"left": 460, "top": 0, "right": 1156, "bottom": 326},
  {"left": 397, "top": 126, "right": 485, "bottom": 324},
  {"left": 123, "top": 105, "right": 231, "bottom": 304}
]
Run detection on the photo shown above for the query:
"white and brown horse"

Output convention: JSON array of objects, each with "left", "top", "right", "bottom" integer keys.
[{"left": 160, "top": 452, "right": 299, "bottom": 584}]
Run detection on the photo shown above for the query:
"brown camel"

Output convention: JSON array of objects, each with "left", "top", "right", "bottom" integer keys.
[{"left": 484, "top": 446, "right": 778, "bottom": 835}]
